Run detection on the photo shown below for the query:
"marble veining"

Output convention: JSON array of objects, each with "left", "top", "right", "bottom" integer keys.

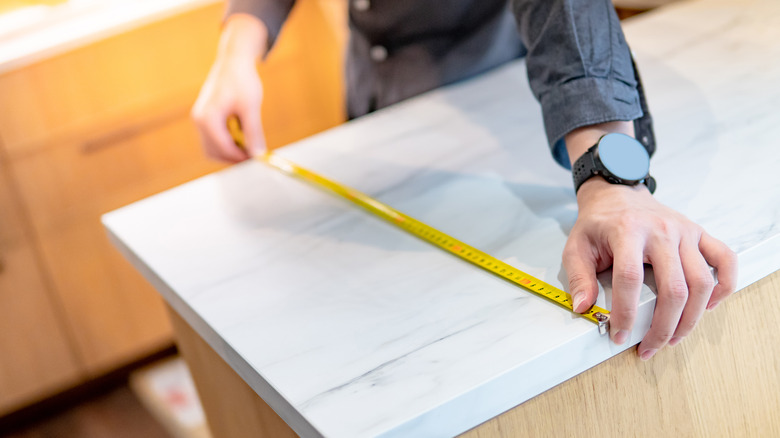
[{"left": 104, "top": 1, "right": 780, "bottom": 436}]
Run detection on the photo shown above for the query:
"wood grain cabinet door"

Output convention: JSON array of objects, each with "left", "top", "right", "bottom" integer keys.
[
  {"left": 0, "top": 159, "right": 84, "bottom": 416},
  {"left": 8, "top": 114, "right": 225, "bottom": 376},
  {"left": 0, "top": 3, "right": 227, "bottom": 378}
]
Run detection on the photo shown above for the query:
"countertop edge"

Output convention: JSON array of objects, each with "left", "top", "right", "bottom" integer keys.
[{"left": 101, "top": 217, "right": 327, "bottom": 438}]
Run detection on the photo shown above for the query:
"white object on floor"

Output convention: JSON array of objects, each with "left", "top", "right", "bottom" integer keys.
[{"left": 130, "top": 357, "right": 211, "bottom": 438}]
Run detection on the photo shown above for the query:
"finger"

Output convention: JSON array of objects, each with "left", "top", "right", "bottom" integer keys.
[
  {"left": 699, "top": 232, "right": 738, "bottom": 310},
  {"left": 610, "top": 237, "right": 645, "bottom": 345},
  {"left": 192, "top": 109, "right": 217, "bottom": 158},
  {"left": 204, "top": 112, "right": 249, "bottom": 163},
  {"left": 193, "top": 106, "right": 246, "bottom": 163},
  {"left": 562, "top": 236, "right": 599, "bottom": 314},
  {"left": 638, "top": 242, "right": 687, "bottom": 360},
  {"left": 670, "top": 238, "right": 714, "bottom": 345},
  {"left": 237, "top": 99, "right": 266, "bottom": 156}
]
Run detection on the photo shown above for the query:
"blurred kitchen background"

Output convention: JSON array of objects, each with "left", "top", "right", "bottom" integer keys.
[{"left": 0, "top": 1, "right": 671, "bottom": 436}]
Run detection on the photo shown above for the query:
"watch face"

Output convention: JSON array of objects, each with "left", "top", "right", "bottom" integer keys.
[{"left": 597, "top": 133, "right": 650, "bottom": 181}]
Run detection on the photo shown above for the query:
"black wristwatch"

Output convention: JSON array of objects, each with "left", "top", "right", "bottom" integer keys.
[{"left": 572, "top": 133, "right": 656, "bottom": 194}]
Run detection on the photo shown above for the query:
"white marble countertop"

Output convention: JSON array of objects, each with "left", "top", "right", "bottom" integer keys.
[
  {"left": 104, "top": 0, "right": 780, "bottom": 436},
  {"left": 0, "top": 0, "right": 219, "bottom": 75}
]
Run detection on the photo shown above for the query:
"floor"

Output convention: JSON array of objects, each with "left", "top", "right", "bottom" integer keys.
[
  {"left": 0, "top": 384, "right": 172, "bottom": 438},
  {"left": 1, "top": 385, "right": 172, "bottom": 438}
]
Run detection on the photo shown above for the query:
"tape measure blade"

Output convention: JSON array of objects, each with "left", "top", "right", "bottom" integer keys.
[{"left": 259, "top": 153, "right": 609, "bottom": 330}]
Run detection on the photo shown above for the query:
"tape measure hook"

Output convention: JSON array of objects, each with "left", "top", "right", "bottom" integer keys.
[{"left": 593, "top": 312, "right": 610, "bottom": 335}]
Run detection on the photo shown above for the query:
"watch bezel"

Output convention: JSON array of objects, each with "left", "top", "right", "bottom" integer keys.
[{"left": 592, "top": 133, "right": 651, "bottom": 185}]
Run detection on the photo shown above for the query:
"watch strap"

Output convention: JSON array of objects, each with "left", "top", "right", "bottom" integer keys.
[{"left": 572, "top": 144, "right": 599, "bottom": 194}]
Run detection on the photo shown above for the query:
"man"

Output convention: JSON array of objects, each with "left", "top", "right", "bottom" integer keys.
[{"left": 191, "top": 0, "right": 737, "bottom": 360}]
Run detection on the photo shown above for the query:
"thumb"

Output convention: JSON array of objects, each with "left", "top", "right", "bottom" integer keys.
[
  {"left": 562, "top": 239, "right": 600, "bottom": 313},
  {"left": 240, "top": 101, "right": 266, "bottom": 156}
]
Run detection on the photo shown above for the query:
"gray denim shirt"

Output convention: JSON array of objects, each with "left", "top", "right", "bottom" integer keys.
[{"left": 227, "top": 0, "right": 655, "bottom": 169}]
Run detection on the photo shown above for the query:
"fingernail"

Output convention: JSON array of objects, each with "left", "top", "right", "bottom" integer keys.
[
  {"left": 707, "top": 301, "right": 719, "bottom": 311},
  {"left": 640, "top": 349, "right": 657, "bottom": 361},
  {"left": 572, "top": 293, "right": 586, "bottom": 312},
  {"left": 669, "top": 336, "right": 682, "bottom": 346},
  {"left": 610, "top": 328, "right": 629, "bottom": 345}
]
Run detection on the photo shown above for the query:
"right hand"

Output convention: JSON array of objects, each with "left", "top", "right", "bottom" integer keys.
[{"left": 191, "top": 14, "right": 268, "bottom": 162}]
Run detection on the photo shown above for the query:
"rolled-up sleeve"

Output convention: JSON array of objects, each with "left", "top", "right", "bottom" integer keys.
[
  {"left": 226, "top": 0, "right": 295, "bottom": 49},
  {"left": 512, "top": 0, "right": 645, "bottom": 168}
]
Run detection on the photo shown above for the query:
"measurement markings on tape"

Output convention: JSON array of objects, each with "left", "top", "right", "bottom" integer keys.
[{"left": 228, "top": 117, "right": 610, "bottom": 333}]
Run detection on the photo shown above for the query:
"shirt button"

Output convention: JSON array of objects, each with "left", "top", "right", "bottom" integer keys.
[
  {"left": 353, "top": 0, "right": 370, "bottom": 11},
  {"left": 370, "top": 45, "right": 387, "bottom": 62}
]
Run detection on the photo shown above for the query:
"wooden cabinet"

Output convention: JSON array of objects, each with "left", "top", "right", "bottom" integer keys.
[
  {"left": 0, "top": 2, "right": 228, "bottom": 385},
  {"left": 8, "top": 115, "right": 224, "bottom": 376},
  {"left": 0, "top": 156, "right": 83, "bottom": 415},
  {"left": 0, "top": 0, "right": 345, "bottom": 414}
]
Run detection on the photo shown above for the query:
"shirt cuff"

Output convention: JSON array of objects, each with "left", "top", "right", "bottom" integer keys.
[{"left": 541, "top": 76, "right": 643, "bottom": 169}]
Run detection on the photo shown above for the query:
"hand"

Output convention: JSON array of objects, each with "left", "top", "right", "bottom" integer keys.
[
  {"left": 562, "top": 122, "right": 737, "bottom": 360},
  {"left": 191, "top": 14, "right": 268, "bottom": 162}
]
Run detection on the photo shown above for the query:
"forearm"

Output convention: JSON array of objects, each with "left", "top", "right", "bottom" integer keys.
[
  {"left": 224, "top": 0, "right": 295, "bottom": 51},
  {"left": 564, "top": 121, "right": 635, "bottom": 165},
  {"left": 218, "top": 14, "right": 269, "bottom": 65}
]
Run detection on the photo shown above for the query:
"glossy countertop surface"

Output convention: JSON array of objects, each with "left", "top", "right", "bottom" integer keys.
[{"left": 104, "top": 0, "right": 780, "bottom": 436}]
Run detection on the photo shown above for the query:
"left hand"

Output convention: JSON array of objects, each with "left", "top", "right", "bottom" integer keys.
[{"left": 562, "top": 122, "right": 738, "bottom": 361}]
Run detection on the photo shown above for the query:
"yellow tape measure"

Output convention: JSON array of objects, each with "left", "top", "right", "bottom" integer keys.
[{"left": 228, "top": 117, "right": 610, "bottom": 333}]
